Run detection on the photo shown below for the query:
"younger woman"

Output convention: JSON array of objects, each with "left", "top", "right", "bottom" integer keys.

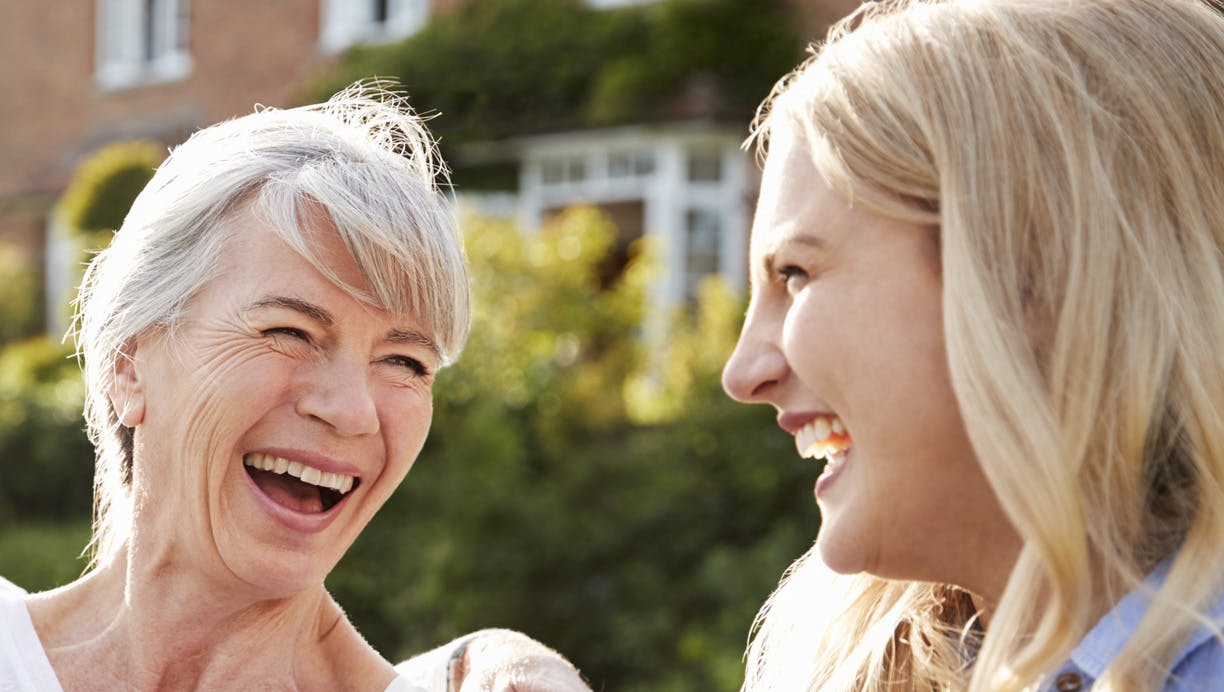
[{"left": 722, "top": 1, "right": 1224, "bottom": 689}]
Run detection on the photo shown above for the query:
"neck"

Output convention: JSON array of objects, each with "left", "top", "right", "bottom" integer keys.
[
  {"left": 27, "top": 546, "right": 387, "bottom": 691},
  {"left": 966, "top": 546, "right": 1125, "bottom": 639}
]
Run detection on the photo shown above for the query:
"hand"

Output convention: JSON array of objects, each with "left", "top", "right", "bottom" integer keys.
[
  {"left": 452, "top": 629, "right": 591, "bottom": 692},
  {"left": 395, "top": 629, "right": 591, "bottom": 692}
]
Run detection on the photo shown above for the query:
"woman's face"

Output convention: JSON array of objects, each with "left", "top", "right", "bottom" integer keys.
[
  {"left": 722, "top": 130, "right": 1019, "bottom": 595},
  {"left": 114, "top": 206, "right": 438, "bottom": 596}
]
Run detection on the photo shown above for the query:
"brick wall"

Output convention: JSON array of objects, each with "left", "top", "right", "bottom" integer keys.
[{"left": 0, "top": 0, "right": 453, "bottom": 261}]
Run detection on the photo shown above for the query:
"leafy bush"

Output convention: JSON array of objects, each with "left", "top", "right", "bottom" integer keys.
[
  {"left": 0, "top": 521, "right": 90, "bottom": 592},
  {"left": 0, "top": 245, "right": 41, "bottom": 345},
  {"left": 58, "top": 140, "right": 164, "bottom": 249},
  {"left": 328, "top": 209, "right": 818, "bottom": 690},
  {"left": 311, "top": 0, "right": 801, "bottom": 188},
  {"left": 0, "top": 337, "right": 93, "bottom": 527}
]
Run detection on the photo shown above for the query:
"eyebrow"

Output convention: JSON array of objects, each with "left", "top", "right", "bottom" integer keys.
[
  {"left": 386, "top": 327, "right": 441, "bottom": 360},
  {"left": 246, "top": 295, "right": 441, "bottom": 359},
  {"left": 247, "top": 296, "right": 333, "bottom": 325}
]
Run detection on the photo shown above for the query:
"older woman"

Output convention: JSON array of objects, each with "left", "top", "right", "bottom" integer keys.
[
  {"left": 721, "top": 0, "right": 1224, "bottom": 690},
  {"left": 0, "top": 86, "right": 583, "bottom": 691}
]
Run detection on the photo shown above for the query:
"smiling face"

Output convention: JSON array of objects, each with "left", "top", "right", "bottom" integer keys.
[
  {"left": 112, "top": 204, "right": 438, "bottom": 597},
  {"left": 722, "top": 130, "right": 1019, "bottom": 597}
]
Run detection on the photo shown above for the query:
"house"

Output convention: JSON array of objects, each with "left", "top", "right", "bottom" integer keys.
[{"left": 0, "top": 0, "right": 858, "bottom": 333}]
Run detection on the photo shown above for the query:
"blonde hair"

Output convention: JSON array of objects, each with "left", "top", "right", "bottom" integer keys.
[
  {"left": 745, "top": 1, "right": 1224, "bottom": 689},
  {"left": 73, "top": 84, "right": 470, "bottom": 567}
]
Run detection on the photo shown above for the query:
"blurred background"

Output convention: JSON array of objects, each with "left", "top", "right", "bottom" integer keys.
[{"left": 0, "top": 0, "right": 859, "bottom": 688}]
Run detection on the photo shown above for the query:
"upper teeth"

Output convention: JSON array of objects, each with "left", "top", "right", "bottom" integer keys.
[
  {"left": 243, "top": 453, "right": 356, "bottom": 494},
  {"left": 795, "top": 415, "right": 851, "bottom": 461}
]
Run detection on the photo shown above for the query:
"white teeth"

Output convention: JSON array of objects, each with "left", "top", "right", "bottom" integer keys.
[
  {"left": 243, "top": 454, "right": 358, "bottom": 495},
  {"left": 794, "top": 415, "right": 852, "bottom": 461},
  {"left": 300, "top": 466, "right": 321, "bottom": 486}
]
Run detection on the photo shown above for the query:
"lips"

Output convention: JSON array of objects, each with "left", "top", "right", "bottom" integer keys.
[
  {"left": 243, "top": 452, "right": 358, "bottom": 512},
  {"left": 241, "top": 452, "right": 363, "bottom": 532}
]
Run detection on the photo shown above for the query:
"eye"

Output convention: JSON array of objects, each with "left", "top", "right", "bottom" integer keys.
[
  {"left": 263, "top": 327, "right": 310, "bottom": 342},
  {"left": 383, "top": 354, "right": 431, "bottom": 378},
  {"left": 776, "top": 265, "right": 810, "bottom": 295}
]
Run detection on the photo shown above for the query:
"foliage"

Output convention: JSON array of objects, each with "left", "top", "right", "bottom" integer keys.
[
  {"left": 0, "top": 521, "right": 90, "bottom": 591},
  {"left": 310, "top": 0, "right": 801, "bottom": 188},
  {"left": 328, "top": 209, "right": 818, "bottom": 690},
  {"left": 58, "top": 140, "right": 164, "bottom": 249},
  {"left": 0, "top": 245, "right": 42, "bottom": 345},
  {"left": 0, "top": 337, "right": 94, "bottom": 527}
]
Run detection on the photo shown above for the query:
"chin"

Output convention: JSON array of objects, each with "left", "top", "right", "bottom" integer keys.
[
  {"left": 219, "top": 542, "right": 338, "bottom": 599},
  {"left": 815, "top": 526, "right": 871, "bottom": 576}
]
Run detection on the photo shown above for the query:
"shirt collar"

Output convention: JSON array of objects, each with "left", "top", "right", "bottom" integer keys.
[{"left": 1068, "top": 558, "right": 1224, "bottom": 678}]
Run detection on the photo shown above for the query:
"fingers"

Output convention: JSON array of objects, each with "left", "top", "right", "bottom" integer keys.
[{"left": 455, "top": 629, "right": 592, "bottom": 692}]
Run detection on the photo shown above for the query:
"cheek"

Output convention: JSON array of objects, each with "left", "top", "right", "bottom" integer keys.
[
  {"left": 780, "top": 290, "right": 841, "bottom": 385},
  {"left": 382, "top": 394, "right": 433, "bottom": 470}
]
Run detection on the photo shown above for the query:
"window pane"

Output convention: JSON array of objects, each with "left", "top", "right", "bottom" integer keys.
[
  {"left": 567, "top": 158, "right": 587, "bottom": 183},
  {"left": 684, "top": 208, "right": 722, "bottom": 299},
  {"left": 687, "top": 148, "right": 722, "bottom": 182},
  {"left": 634, "top": 152, "right": 655, "bottom": 175},
  {"left": 541, "top": 160, "right": 565, "bottom": 185},
  {"left": 174, "top": 0, "right": 188, "bottom": 51},
  {"left": 143, "top": 0, "right": 157, "bottom": 61},
  {"left": 608, "top": 152, "right": 631, "bottom": 178}
]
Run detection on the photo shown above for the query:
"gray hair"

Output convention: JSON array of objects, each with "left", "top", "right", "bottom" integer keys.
[{"left": 73, "top": 83, "right": 470, "bottom": 566}]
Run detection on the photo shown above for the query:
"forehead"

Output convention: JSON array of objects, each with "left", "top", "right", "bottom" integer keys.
[
  {"left": 205, "top": 205, "right": 384, "bottom": 318},
  {"left": 221, "top": 204, "right": 350, "bottom": 270},
  {"left": 750, "top": 134, "right": 851, "bottom": 254}
]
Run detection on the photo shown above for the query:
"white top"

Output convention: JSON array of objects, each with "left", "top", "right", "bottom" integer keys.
[
  {"left": 0, "top": 577, "right": 423, "bottom": 692},
  {"left": 0, "top": 576, "right": 63, "bottom": 692}
]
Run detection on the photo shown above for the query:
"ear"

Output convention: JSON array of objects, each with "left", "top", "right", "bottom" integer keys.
[{"left": 109, "top": 340, "right": 146, "bottom": 428}]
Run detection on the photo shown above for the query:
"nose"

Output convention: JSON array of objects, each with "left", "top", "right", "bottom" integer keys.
[
  {"left": 722, "top": 309, "right": 788, "bottom": 403},
  {"left": 295, "top": 356, "right": 380, "bottom": 437}
]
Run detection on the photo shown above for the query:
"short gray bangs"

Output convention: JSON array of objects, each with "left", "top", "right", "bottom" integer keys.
[{"left": 253, "top": 159, "right": 471, "bottom": 366}]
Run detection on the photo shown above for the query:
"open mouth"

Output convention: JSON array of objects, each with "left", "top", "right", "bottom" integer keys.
[{"left": 243, "top": 453, "right": 360, "bottom": 514}]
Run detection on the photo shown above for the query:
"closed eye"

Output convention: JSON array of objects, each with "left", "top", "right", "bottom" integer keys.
[
  {"left": 384, "top": 355, "right": 430, "bottom": 378},
  {"left": 263, "top": 327, "right": 311, "bottom": 341}
]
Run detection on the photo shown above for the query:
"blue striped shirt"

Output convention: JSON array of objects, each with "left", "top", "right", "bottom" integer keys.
[{"left": 1041, "top": 563, "right": 1224, "bottom": 691}]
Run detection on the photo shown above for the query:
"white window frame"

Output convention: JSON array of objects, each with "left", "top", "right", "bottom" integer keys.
[
  {"left": 320, "top": 0, "right": 431, "bottom": 53},
  {"left": 95, "top": 0, "right": 191, "bottom": 90}
]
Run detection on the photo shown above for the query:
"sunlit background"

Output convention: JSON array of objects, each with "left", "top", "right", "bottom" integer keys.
[{"left": 0, "top": 1, "right": 858, "bottom": 688}]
